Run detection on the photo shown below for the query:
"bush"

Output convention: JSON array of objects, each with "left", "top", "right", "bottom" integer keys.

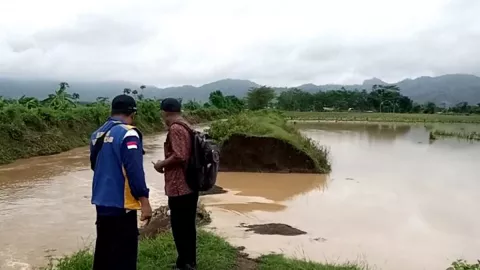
[
  {"left": 0, "top": 98, "right": 228, "bottom": 164},
  {"left": 449, "top": 259, "right": 480, "bottom": 270}
]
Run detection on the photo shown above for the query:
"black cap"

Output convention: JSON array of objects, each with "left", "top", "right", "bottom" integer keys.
[
  {"left": 160, "top": 98, "right": 182, "bottom": 112},
  {"left": 111, "top": 95, "right": 137, "bottom": 115}
]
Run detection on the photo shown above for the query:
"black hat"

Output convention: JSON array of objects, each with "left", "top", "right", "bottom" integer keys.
[
  {"left": 160, "top": 98, "right": 182, "bottom": 113},
  {"left": 111, "top": 95, "right": 137, "bottom": 115}
]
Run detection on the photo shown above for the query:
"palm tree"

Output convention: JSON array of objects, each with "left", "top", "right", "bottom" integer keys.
[
  {"left": 0, "top": 96, "right": 6, "bottom": 109},
  {"left": 42, "top": 82, "right": 76, "bottom": 109},
  {"left": 18, "top": 95, "right": 40, "bottom": 109},
  {"left": 123, "top": 88, "right": 132, "bottom": 95},
  {"left": 59, "top": 82, "right": 70, "bottom": 90},
  {"left": 138, "top": 85, "right": 146, "bottom": 100}
]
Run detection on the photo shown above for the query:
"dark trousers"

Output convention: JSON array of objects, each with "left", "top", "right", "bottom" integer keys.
[
  {"left": 168, "top": 192, "right": 199, "bottom": 268},
  {"left": 93, "top": 210, "right": 139, "bottom": 270}
]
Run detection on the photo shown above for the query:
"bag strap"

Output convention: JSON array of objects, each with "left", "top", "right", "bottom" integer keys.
[
  {"left": 90, "top": 122, "right": 122, "bottom": 171},
  {"left": 170, "top": 121, "right": 194, "bottom": 134}
]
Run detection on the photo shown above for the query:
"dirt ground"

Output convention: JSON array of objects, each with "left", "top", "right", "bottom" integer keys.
[
  {"left": 234, "top": 247, "right": 259, "bottom": 270},
  {"left": 219, "top": 134, "right": 319, "bottom": 173},
  {"left": 200, "top": 185, "right": 228, "bottom": 196},
  {"left": 140, "top": 206, "right": 260, "bottom": 269},
  {"left": 139, "top": 205, "right": 211, "bottom": 239},
  {"left": 239, "top": 223, "right": 307, "bottom": 236}
]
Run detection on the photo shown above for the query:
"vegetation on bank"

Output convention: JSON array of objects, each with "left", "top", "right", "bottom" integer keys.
[
  {"left": 43, "top": 230, "right": 363, "bottom": 270},
  {"left": 430, "top": 130, "right": 480, "bottom": 141},
  {"left": 285, "top": 111, "right": 480, "bottom": 123},
  {"left": 0, "top": 84, "right": 230, "bottom": 165},
  {"left": 423, "top": 123, "right": 480, "bottom": 141},
  {"left": 448, "top": 259, "right": 480, "bottom": 270},
  {"left": 208, "top": 111, "right": 331, "bottom": 173}
]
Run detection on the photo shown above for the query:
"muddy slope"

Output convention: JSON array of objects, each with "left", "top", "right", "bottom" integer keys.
[
  {"left": 219, "top": 134, "right": 319, "bottom": 173},
  {"left": 200, "top": 185, "right": 228, "bottom": 196},
  {"left": 139, "top": 205, "right": 211, "bottom": 239}
]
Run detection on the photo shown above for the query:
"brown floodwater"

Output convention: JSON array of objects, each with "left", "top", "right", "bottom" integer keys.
[
  {"left": 203, "top": 122, "right": 480, "bottom": 270},
  {"left": 0, "top": 122, "right": 479, "bottom": 269},
  {"left": 0, "top": 133, "right": 169, "bottom": 270}
]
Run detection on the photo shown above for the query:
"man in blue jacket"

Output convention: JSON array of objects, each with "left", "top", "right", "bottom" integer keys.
[{"left": 90, "top": 94, "right": 152, "bottom": 270}]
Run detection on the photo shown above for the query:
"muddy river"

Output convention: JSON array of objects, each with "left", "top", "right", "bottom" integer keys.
[{"left": 0, "top": 123, "right": 479, "bottom": 270}]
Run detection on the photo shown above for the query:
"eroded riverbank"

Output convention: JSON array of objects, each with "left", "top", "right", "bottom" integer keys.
[{"left": 1, "top": 123, "right": 479, "bottom": 269}]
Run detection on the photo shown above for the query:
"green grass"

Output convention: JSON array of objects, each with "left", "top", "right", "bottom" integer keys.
[
  {"left": 448, "top": 259, "right": 480, "bottom": 270},
  {"left": 207, "top": 110, "right": 331, "bottom": 173},
  {"left": 286, "top": 111, "right": 480, "bottom": 123},
  {"left": 258, "top": 254, "right": 362, "bottom": 270},
  {"left": 421, "top": 123, "right": 480, "bottom": 141},
  {"left": 431, "top": 130, "right": 480, "bottom": 141},
  {"left": 44, "top": 231, "right": 362, "bottom": 270},
  {"left": 45, "top": 231, "right": 237, "bottom": 270}
]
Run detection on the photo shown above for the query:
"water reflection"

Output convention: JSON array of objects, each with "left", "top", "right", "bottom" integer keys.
[{"left": 297, "top": 122, "right": 414, "bottom": 142}]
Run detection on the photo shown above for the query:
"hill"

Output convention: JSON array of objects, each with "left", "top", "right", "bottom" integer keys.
[
  {"left": 1, "top": 74, "right": 480, "bottom": 104},
  {"left": 296, "top": 74, "right": 480, "bottom": 105},
  {"left": 143, "top": 79, "right": 259, "bottom": 101}
]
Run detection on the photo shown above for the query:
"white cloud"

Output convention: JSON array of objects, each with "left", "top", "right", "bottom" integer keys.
[{"left": 0, "top": 0, "right": 478, "bottom": 86}]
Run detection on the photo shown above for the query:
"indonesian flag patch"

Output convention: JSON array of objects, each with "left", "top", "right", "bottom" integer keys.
[{"left": 127, "top": 141, "right": 138, "bottom": 150}]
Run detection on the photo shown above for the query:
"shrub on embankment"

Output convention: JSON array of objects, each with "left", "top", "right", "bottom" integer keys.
[
  {"left": 0, "top": 101, "right": 227, "bottom": 165},
  {"left": 207, "top": 110, "right": 331, "bottom": 173}
]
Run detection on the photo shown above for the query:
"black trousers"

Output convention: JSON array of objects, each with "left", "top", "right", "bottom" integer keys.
[
  {"left": 168, "top": 192, "right": 199, "bottom": 268},
  {"left": 93, "top": 210, "right": 139, "bottom": 270}
]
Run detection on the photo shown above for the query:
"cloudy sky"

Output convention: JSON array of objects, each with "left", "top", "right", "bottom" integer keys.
[{"left": 0, "top": 0, "right": 479, "bottom": 87}]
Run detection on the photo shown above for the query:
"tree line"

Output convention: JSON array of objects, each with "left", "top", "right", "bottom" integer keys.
[
  {"left": 2, "top": 82, "right": 480, "bottom": 115},
  {"left": 181, "top": 85, "right": 480, "bottom": 114}
]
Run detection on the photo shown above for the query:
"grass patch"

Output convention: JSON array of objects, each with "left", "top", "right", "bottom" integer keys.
[
  {"left": 421, "top": 123, "right": 480, "bottom": 141},
  {"left": 43, "top": 230, "right": 363, "bottom": 270},
  {"left": 44, "top": 231, "right": 237, "bottom": 270},
  {"left": 448, "top": 259, "right": 480, "bottom": 270},
  {"left": 286, "top": 111, "right": 480, "bottom": 123},
  {"left": 48, "top": 249, "right": 93, "bottom": 270},
  {"left": 429, "top": 129, "right": 480, "bottom": 141},
  {"left": 258, "top": 254, "right": 363, "bottom": 270},
  {"left": 208, "top": 110, "right": 331, "bottom": 173}
]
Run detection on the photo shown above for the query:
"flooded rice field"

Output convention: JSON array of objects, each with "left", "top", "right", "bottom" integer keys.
[{"left": 0, "top": 122, "right": 479, "bottom": 269}]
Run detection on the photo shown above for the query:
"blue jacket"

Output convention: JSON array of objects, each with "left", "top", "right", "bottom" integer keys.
[{"left": 90, "top": 117, "right": 149, "bottom": 215}]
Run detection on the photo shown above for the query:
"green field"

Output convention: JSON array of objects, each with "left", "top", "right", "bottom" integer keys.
[{"left": 285, "top": 111, "right": 480, "bottom": 124}]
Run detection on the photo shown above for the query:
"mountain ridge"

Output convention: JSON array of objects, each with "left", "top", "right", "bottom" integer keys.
[{"left": 1, "top": 74, "right": 480, "bottom": 104}]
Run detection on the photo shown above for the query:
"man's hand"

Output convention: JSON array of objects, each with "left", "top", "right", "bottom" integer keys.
[
  {"left": 139, "top": 197, "right": 152, "bottom": 225},
  {"left": 152, "top": 160, "right": 165, "bottom": 173}
]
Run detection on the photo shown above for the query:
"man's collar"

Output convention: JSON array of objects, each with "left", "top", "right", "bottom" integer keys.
[{"left": 109, "top": 116, "right": 127, "bottom": 124}]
